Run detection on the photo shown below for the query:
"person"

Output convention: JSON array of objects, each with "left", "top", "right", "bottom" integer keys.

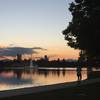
[{"left": 76, "top": 66, "right": 82, "bottom": 81}]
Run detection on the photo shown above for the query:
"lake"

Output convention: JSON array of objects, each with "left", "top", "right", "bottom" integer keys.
[{"left": 0, "top": 67, "right": 87, "bottom": 91}]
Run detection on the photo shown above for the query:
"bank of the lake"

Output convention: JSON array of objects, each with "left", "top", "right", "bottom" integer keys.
[{"left": 0, "top": 78, "right": 100, "bottom": 100}]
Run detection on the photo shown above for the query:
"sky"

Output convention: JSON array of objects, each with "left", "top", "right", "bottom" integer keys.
[{"left": 0, "top": 0, "right": 79, "bottom": 60}]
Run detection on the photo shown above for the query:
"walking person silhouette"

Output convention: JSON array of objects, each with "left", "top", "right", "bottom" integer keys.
[{"left": 76, "top": 66, "right": 82, "bottom": 81}]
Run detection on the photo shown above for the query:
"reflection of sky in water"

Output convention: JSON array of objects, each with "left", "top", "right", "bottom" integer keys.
[
  {"left": 0, "top": 76, "right": 32, "bottom": 84},
  {"left": 0, "top": 68, "right": 87, "bottom": 91}
]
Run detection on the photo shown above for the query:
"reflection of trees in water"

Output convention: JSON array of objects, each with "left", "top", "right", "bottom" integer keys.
[
  {"left": 14, "top": 70, "right": 22, "bottom": 79},
  {"left": 13, "top": 70, "right": 34, "bottom": 79},
  {"left": 62, "top": 69, "right": 66, "bottom": 76},
  {"left": 36, "top": 69, "right": 67, "bottom": 77},
  {"left": 56, "top": 70, "right": 60, "bottom": 77},
  {"left": 1, "top": 69, "right": 80, "bottom": 80},
  {"left": 0, "top": 70, "right": 33, "bottom": 85},
  {"left": 37, "top": 70, "right": 49, "bottom": 78}
]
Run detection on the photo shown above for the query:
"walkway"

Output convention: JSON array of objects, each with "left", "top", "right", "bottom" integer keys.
[{"left": 0, "top": 78, "right": 100, "bottom": 99}]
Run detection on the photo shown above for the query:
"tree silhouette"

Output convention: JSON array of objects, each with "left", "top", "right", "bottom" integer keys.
[{"left": 63, "top": 0, "right": 100, "bottom": 67}]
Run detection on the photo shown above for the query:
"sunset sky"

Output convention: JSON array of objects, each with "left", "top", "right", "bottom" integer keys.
[{"left": 0, "top": 0, "right": 79, "bottom": 60}]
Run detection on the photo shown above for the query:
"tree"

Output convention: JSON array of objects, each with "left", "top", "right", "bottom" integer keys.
[{"left": 62, "top": 0, "right": 100, "bottom": 66}]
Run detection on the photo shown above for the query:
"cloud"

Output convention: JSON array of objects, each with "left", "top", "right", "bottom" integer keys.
[
  {"left": 32, "top": 47, "right": 47, "bottom": 50},
  {"left": 0, "top": 46, "right": 47, "bottom": 57}
]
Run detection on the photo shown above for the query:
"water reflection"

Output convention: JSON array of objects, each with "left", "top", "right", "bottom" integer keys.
[
  {"left": 0, "top": 70, "right": 32, "bottom": 85},
  {"left": 0, "top": 68, "right": 87, "bottom": 91}
]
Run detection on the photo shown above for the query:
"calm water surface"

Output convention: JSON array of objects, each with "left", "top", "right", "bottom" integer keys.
[{"left": 0, "top": 67, "right": 87, "bottom": 91}]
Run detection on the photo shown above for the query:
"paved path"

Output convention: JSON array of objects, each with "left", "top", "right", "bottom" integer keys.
[{"left": 0, "top": 78, "right": 100, "bottom": 99}]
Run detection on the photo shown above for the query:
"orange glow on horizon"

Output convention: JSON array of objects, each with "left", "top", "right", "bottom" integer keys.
[
  {"left": 0, "top": 44, "right": 80, "bottom": 60},
  {"left": 35, "top": 46, "right": 80, "bottom": 60}
]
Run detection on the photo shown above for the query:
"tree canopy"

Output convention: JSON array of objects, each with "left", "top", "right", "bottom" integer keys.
[{"left": 63, "top": 0, "right": 100, "bottom": 66}]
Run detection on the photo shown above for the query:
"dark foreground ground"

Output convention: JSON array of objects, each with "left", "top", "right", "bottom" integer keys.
[{"left": 0, "top": 78, "right": 100, "bottom": 100}]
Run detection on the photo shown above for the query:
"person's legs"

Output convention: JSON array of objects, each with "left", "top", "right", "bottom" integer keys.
[
  {"left": 77, "top": 75, "right": 80, "bottom": 80},
  {"left": 80, "top": 74, "right": 82, "bottom": 80},
  {"left": 78, "top": 74, "right": 82, "bottom": 81}
]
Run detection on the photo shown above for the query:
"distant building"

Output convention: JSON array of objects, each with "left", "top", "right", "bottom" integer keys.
[
  {"left": 44, "top": 55, "right": 49, "bottom": 61},
  {"left": 16, "top": 54, "right": 22, "bottom": 61}
]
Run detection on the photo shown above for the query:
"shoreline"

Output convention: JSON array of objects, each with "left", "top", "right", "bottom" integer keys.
[
  {"left": 0, "top": 78, "right": 100, "bottom": 99},
  {"left": 2, "top": 67, "right": 87, "bottom": 71}
]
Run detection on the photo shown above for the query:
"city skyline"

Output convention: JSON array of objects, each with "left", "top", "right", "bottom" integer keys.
[{"left": 0, "top": 0, "right": 79, "bottom": 60}]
